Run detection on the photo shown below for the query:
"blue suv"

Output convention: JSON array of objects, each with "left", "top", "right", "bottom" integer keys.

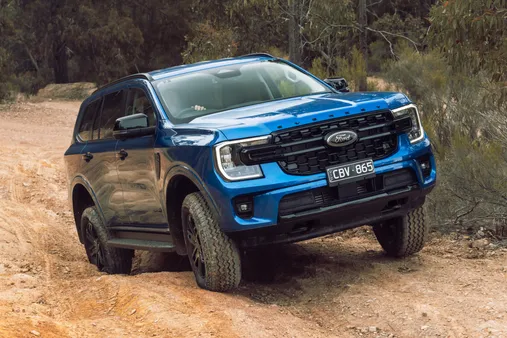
[{"left": 65, "top": 54, "right": 436, "bottom": 291}]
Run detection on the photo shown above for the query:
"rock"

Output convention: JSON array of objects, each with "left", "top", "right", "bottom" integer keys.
[
  {"left": 471, "top": 239, "right": 489, "bottom": 248},
  {"left": 421, "top": 325, "right": 429, "bottom": 331},
  {"left": 369, "top": 326, "right": 377, "bottom": 333},
  {"left": 422, "top": 312, "right": 428, "bottom": 317},
  {"left": 30, "top": 330, "right": 40, "bottom": 336}
]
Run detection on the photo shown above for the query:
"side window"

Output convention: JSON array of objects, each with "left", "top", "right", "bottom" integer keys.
[
  {"left": 99, "top": 91, "right": 125, "bottom": 140},
  {"left": 125, "top": 88, "right": 156, "bottom": 126},
  {"left": 77, "top": 99, "right": 100, "bottom": 142}
]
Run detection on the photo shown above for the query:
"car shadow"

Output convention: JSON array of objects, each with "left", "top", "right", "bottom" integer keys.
[
  {"left": 131, "top": 251, "right": 192, "bottom": 275},
  {"left": 236, "top": 236, "right": 421, "bottom": 306},
  {"left": 130, "top": 231, "right": 423, "bottom": 305}
]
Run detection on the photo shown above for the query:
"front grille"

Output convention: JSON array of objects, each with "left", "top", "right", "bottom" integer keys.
[
  {"left": 279, "top": 169, "right": 417, "bottom": 216},
  {"left": 272, "top": 111, "right": 398, "bottom": 175}
]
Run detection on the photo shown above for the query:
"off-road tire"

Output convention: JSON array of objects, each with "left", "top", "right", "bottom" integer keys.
[
  {"left": 81, "top": 206, "right": 133, "bottom": 274},
  {"left": 373, "top": 206, "right": 428, "bottom": 257},
  {"left": 181, "top": 192, "right": 241, "bottom": 292}
]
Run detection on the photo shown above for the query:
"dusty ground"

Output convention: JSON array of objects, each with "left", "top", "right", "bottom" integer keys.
[{"left": 0, "top": 100, "right": 506, "bottom": 338}]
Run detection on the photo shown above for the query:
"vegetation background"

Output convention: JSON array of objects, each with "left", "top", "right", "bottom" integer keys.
[{"left": 0, "top": 0, "right": 506, "bottom": 236}]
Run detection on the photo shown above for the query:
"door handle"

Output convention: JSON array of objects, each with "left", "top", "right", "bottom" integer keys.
[
  {"left": 117, "top": 149, "right": 128, "bottom": 160},
  {"left": 82, "top": 152, "right": 93, "bottom": 162}
]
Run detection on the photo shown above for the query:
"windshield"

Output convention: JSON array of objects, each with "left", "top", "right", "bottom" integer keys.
[{"left": 153, "top": 60, "right": 331, "bottom": 124}]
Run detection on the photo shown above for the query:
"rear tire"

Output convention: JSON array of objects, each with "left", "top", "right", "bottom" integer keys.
[
  {"left": 181, "top": 192, "right": 241, "bottom": 292},
  {"left": 81, "top": 206, "right": 133, "bottom": 274},
  {"left": 373, "top": 206, "right": 428, "bottom": 257}
]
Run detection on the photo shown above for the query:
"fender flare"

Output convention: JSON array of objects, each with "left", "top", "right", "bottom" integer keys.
[
  {"left": 69, "top": 175, "right": 106, "bottom": 242},
  {"left": 162, "top": 164, "right": 220, "bottom": 220}
]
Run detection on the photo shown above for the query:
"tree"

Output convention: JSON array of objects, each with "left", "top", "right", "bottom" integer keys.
[
  {"left": 429, "top": 0, "right": 506, "bottom": 82},
  {"left": 357, "top": 0, "right": 368, "bottom": 90},
  {"left": 288, "top": 0, "right": 303, "bottom": 65}
]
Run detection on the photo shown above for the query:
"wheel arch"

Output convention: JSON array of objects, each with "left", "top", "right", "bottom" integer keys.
[
  {"left": 70, "top": 177, "right": 102, "bottom": 243},
  {"left": 163, "top": 165, "right": 219, "bottom": 255}
]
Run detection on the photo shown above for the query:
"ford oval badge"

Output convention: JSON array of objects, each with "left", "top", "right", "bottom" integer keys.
[{"left": 325, "top": 130, "right": 358, "bottom": 147}]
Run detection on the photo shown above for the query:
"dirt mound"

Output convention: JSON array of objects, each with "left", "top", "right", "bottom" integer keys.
[{"left": 37, "top": 83, "right": 97, "bottom": 101}]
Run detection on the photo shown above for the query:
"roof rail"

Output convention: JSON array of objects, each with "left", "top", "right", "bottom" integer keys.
[
  {"left": 92, "top": 73, "right": 154, "bottom": 94},
  {"left": 238, "top": 53, "right": 275, "bottom": 58}
]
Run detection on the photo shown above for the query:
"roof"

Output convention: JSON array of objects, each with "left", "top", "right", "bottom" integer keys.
[{"left": 92, "top": 53, "right": 275, "bottom": 95}]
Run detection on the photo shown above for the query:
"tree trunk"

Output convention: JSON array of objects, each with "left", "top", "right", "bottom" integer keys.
[
  {"left": 357, "top": 0, "right": 368, "bottom": 91},
  {"left": 288, "top": 0, "right": 302, "bottom": 65},
  {"left": 24, "top": 44, "right": 39, "bottom": 74},
  {"left": 53, "top": 42, "right": 69, "bottom": 84}
]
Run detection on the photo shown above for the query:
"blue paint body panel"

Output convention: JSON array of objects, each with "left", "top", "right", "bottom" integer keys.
[{"left": 65, "top": 55, "right": 436, "bottom": 244}]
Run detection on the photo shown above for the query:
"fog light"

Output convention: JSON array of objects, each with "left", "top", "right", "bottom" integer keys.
[
  {"left": 417, "top": 155, "right": 432, "bottom": 178},
  {"left": 238, "top": 203, "right": 251, "bottom": 212},
  {"left": 233, "top": 196, "right": 254, "bottom": 219}
]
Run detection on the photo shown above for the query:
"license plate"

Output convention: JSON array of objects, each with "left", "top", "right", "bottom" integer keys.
[{"left": 326, "top": 159, "right": 376, "bottom": 187}]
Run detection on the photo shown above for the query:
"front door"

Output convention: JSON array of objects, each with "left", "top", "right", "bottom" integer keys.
[{"left": 115, "top": 87, "right": 166, "bottom": 227}]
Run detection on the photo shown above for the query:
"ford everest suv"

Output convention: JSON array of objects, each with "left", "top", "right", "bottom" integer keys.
[{"left": 65, "top": 54, "right": 436, "bottom": 291}]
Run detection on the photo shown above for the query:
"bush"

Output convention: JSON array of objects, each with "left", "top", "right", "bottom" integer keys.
[
  {"left": 336, "top": 47, "right": 367, "bottom": 92},
  {"left": 308, "top": 57, "right": 327, "bottom": 79},
  {"left": 384, "top": 48, "right": 507, "bottom": 232},
  {"left": 428, "top": 135, "right": 507, "bottom": 230},
  {"left": 182, "top": 23, "right": 238, "bottom": 64}
]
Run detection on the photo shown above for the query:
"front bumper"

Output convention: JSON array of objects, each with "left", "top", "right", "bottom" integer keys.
[
  {"left": 234, "top": 184, "right": 433, "bottom": 247},
  {"left": 205, "top": 134, "right": 436, "bottom": 235}
]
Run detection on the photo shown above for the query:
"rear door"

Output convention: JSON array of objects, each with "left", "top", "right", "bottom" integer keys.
[
  {"left": 80, "top": 90, "right": 126, "bottom": 225},
  {"left": 115, "top": 86, "right": 166, "bottom": 227}
]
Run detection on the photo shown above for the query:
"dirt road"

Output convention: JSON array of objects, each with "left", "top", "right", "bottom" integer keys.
[{"left": 0, "top": 100, "right": 506, "bottom": 338}]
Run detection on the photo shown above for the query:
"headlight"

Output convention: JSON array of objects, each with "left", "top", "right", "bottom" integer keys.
[
  {"left": 392, "top": 104, "right": 424, "bottom": 143},
  {"left": 214, "top": 136, "right": 270, "bottom": 181}
]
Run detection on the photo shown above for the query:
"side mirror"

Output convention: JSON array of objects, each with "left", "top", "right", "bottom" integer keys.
[
  {"left": 113, "top": 113, "right": 155, "bottom": 140},
  {"left": 324, "top": 77, "right": 350, "bottom": 93}
]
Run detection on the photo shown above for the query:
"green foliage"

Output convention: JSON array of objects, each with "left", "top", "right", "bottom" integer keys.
[
  {"left": 182, "top": 23, "right": 238, "bottom": 64},
  {"left": 385, "top": 46, "right": 507, "bottom": 229},
  {"left": 308, "top": 57, "right": 328, "bottom": 79},
  {"left": 368, "top": 40, "right": 390, "bottom": 73},
  {"left": 73, "top": 8, "right": 144, "bottom": 84},
  {"left": 368, "top": 13, "right": 426, "bottom": 72},
  {"left": 430, "top": 0, "right": 507, "bottom": 82},
  {"left": 0, "top": 0, "right": 435, "bottom": 99},
  {"left": 428, "top": 133, "right": 507, "bottom": 230},
  {"left": 366, "top": 80, "right": 380, "bottom": 91},
  {"left": 336, "top": 47, "right": 367, "bottom": 91}
]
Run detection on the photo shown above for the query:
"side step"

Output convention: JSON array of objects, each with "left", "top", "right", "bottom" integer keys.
[{"left": 107, "top": 238, "right": 176, "bottom": 252}]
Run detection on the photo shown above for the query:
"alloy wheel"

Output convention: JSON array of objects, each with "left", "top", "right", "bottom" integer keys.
[
  {"left": 185, "top": 213, "right": 206, "bottom": 279},
  {"left": 84, "top": 221, "right": 106, "bottom": 271}
]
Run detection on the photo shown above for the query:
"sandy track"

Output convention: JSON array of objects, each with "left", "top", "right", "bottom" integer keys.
[{"left": 0, "top": 100, "right": 506, "bottom": 338}]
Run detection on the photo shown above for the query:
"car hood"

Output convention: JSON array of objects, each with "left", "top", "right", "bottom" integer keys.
[{"left": 174, "top": 92, "right": 411, "bottom": 140}]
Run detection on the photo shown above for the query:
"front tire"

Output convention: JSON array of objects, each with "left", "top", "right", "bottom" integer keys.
[
  {"left": 373, "top": 206, "right": 428, "bottom": 257},
  {"left": 181, "top": 192, "right": 241, "bottom": 292},
  {"left": 81, "top": 206, "right": 133, "bottom": 274}
]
